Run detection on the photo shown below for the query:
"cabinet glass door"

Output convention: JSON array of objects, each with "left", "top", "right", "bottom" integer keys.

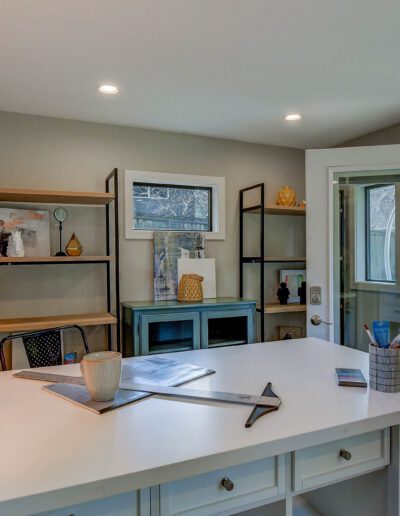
[
  {"left": 202, "top": 309, "right": 254, "bottom": 348},
  {"left": 140, "top": 312, "right": 200, "bottom": 355}
]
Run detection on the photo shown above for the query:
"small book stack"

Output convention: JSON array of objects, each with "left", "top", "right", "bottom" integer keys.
[{"left": 335, "top": 368, "right": 367, "bottom": 388}]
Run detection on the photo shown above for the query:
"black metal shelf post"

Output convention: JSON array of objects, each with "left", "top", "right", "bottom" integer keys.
[
  {"left": 239, "top": 184, "right": 265, "bottom": 341},
  {"left": 106, "top": 168, "right": 120, "bottom": 352}
]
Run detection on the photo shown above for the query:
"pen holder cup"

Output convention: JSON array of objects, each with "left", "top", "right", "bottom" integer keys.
[{"left": 369, "top": 344, "right": 400, "bottom": 393}]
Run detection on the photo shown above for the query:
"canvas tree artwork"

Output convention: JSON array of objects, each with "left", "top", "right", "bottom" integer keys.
[{"left": 153, "top": 232, "right": 205, "bottom": 301}]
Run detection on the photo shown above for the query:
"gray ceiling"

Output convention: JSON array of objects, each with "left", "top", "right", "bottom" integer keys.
[{"left": 1, "top": 0, "right": 400, "bottom": 149}]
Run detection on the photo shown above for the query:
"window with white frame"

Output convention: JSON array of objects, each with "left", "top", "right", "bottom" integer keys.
[
  {"left": 125, "top": 170, "right": 225, "bottom": 239},
  {"left": 347, "top": 179, "right": 399, "bottom": 287}
]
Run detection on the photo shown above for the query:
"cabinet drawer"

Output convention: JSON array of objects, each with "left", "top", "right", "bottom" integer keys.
[
  {"left": 159, "top": 455, "right": 284, "bottom": 516},
  {"left": 36, "top": 489, "right": 149, "bottom": 516},
  {"left": 293, "top": 429, "right": 390, "bottom": 493}
]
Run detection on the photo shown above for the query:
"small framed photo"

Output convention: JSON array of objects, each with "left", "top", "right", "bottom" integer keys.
[
  {"left": 277, "top": 326, "right": 304, "bottom": 340},
  {"left": 279, "top": 269, "right": 306, "bottom": 303}
]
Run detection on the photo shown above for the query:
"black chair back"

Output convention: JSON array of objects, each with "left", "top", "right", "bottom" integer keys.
[
  {"left": 23, "top": 330, "right": 62, "bottom": 368},
  {"left": 0, "top": 324, "right": 90, "bottom": 371}
]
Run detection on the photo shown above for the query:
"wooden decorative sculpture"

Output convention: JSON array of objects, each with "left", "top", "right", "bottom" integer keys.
[
  {"left": 277, "top": 282, "right": 290, "bottom": 305},
  {"left": 298, "top": 281, "right": 306, "bottom": 304},
  {"left": 7, "top": 230, "right": 25, "bottom": 257}
]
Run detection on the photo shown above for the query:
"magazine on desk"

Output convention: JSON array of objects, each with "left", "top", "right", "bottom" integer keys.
[{"left": 44, "top": 356, "right": 215, "bottom": 414}]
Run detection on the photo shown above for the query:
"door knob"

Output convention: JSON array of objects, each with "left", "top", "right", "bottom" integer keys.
[{"left": 311, "top": 315, "right": 333, "bottom": 326}]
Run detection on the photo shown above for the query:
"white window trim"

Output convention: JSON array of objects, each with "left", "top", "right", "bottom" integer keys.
[
  {"left": 124, "top": 169, "right": 225, "bottom": 240},
  {"left": 343, "top": 178, "right": 400, "bottom": 293}
]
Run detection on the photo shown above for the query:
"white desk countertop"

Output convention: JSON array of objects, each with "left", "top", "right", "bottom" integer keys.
[{"left": 1, "top": 337, "right": 400, "bottom": 514}]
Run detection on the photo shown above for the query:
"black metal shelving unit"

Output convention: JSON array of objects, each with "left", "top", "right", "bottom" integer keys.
[
  {"left": 105, "top": 168, "right": 120, "bottom": 352},
  {"left": 240, "top": 184, "right": 265, "bottom": 340},
  {"left": 0, "top": 168, "right": 121, "bottom": 353},
  {"left": 239, "top": 183, "right": 306, "bottom": 342}
]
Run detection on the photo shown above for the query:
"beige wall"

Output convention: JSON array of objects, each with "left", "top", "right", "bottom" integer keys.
[{"left": 0, "top": 111, "right": 305, "bottom": 356}]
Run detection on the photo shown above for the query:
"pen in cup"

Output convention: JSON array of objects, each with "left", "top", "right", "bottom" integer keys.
[{"left": 363, "top": 324, "right": 378, "bottom": 347}]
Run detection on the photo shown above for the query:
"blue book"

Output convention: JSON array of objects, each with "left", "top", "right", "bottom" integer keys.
[{"left": 335, "top": 368, "right": 367, "bottom": 388}]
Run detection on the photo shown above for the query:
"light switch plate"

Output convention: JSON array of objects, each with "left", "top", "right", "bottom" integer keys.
[{"left": 310, "top": 285, "right": 321, "bottom": 305}]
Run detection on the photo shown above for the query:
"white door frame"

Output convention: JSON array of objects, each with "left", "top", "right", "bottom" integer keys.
[{"left": 306, "top": 144, "right": 400, "bottom": 342}]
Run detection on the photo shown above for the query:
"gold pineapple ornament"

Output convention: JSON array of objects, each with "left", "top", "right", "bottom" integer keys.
[
  {"left": 276, "top": 186, "right": 296, "bottom": 206},
  {"left": 65, "top": 233, "right": 83, "bottom": 256}
]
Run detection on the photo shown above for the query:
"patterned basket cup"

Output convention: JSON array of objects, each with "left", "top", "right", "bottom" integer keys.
[
  {"left": 177, "top": 274, "right": 204, "bottom": 302},
  {"left": 369, "top": 344, "right": 400, "bottom": 393}
]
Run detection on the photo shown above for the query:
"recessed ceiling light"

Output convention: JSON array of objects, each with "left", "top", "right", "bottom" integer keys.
[
  {"left": 284, "top": 113, "right": 302, "bottom": 121},
  {"left": 98, "top": 84, "right": 119, "bottom": 95}
]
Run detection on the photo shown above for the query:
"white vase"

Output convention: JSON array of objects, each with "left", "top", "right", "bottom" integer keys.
[{"left": 7, "top": 230, "right": 25, "bottom": 257}]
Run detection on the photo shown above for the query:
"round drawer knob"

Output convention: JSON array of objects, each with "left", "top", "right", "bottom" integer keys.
[
  {"left": 339, "top": 449, "right": 352, "bottom": 461},
  {"left": 221, "top": 477, "right": 234, "bottom": 491}
]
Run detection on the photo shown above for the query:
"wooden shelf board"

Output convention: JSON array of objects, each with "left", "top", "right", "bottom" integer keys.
[
  {"left": 257, "top": 303, "right": 307, "bottom": 314},
  {"left": 0, "top": 313, "right": 117, "bottom": 333},
  {"left": 0, "top": 188, "right": 115, "bottom": 206},
  {"left": 244, "top": 205, "right": 306, "bottom": 216},
  {"left": 0, "top": 256, "right": 114, "bottom": 265},
  {"left": 243, "top": 256, "right": 306, "bottom": 263}
]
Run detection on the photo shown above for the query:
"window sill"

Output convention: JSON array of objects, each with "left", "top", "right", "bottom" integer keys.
[
  {"left": 352, "top": 281, "right": 400, "bottom": 294},
  {"left": 126, "top": 229, "right": 225, "bottom": 240}
]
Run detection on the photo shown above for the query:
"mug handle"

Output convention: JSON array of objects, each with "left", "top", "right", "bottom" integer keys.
[{"left": 80, "top": 360, "right": 85, "bottom": 378}]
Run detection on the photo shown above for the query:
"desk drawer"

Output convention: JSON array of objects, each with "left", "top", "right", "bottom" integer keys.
[
  {"left": 159, "top": 455, "right": 285, "bottom": 515},
  {"left": 36, "top": 490, "right": 148, "bottom": 516},
  {"left": 293, "top": 429, "right": 390, "bottom": 493}
]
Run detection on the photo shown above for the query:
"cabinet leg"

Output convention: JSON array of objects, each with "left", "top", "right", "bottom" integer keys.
[{"left": 285, "top": 453, "right": 293, "bottom": 516}]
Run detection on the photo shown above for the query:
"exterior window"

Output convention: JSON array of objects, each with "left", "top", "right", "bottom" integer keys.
[
  {"left": 366, "top": 184, "right": 396, "bottom": 282},
  {"left": 132, "top": 182, "right": 212, "bottom": 231}
]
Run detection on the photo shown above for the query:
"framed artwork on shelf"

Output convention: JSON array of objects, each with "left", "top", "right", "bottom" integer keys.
[
  {"left": 277, "top": 326, "right": 303, "bottom": 340},
  {"left": 279, "top": 269, "right": 306, "bottom": 303},
  {"left": 0, "top": 208, "right": 50, "bottom": 257}
]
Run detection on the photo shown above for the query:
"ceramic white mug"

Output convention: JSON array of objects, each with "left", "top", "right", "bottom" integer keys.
[{"left": 80, "top": 351, "right": 122, "bottom": 401}]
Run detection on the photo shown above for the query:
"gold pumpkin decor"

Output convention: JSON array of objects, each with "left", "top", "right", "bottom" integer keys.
[
  {"left": 65, "top": 233, "right": 83, "bottom": 256},
  {"left": 177, "top": 274, "right": 204, "bottom": 302},
  {"left": 276, "top": 185, "right": 296, "bottom": 207}
]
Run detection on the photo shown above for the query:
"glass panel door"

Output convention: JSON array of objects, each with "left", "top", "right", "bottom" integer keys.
[
  {"left": 140, "top": 312, "right": 200, "bottom": 355},
  {"left": 333, "top": 170, "right": 400, "bottom": 351}
]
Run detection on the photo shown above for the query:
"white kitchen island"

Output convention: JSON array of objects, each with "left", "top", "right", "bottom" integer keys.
[{"left": 1, "top": 338, "right": 399, "bottom": 516}]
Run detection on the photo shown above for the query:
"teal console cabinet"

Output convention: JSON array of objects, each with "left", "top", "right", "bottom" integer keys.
[{"left": 121, "top": 298, "right": 256, "bottom": 357}]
